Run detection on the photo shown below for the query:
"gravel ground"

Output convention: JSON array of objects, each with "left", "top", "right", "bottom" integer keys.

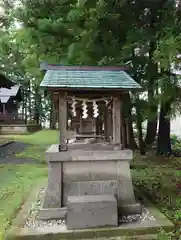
[{"left": 24, "top": 188, "right": 156, "bottom": 229}]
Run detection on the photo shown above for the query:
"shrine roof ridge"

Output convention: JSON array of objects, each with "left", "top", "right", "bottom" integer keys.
[{"left": 40, "top": 62, "right": 127, "bottom": 71}]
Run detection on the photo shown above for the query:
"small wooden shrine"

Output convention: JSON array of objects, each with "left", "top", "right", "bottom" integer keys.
[
  {"left": 0, "top": 80, "right": 23, "bottom": 124},
  {"left": 40, "top": 64, "right": 142, "bottom": 229}
]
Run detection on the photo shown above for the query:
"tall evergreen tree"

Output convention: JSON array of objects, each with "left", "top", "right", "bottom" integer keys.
[{"left": 1, "top": 0, "right": 181, "bottom": 154}]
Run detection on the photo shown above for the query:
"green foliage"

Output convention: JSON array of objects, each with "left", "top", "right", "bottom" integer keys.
[
  {"left": 171, "top": 134, "right": 181, "bottom": 146},
  {"left": 157, "top": 230, "right": 174, "bottom": 240},
  {"left": 171, "top": 134, "right": 181, "bottom": 155}
]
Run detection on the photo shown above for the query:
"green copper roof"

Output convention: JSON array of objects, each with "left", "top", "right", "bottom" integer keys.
[{"left": 40, "top": 69, "right": 142, "bottom": 90}]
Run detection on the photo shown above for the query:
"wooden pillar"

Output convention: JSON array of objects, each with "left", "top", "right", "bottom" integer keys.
[
  {"left": 95, "top": 118, "right": 99, "bottom": 135},
  {"left": 126, "top": 119, "right": 129, "bottom": 147},
  {"left": 112, "top": 96, "right": 121, "bottom": 147},
  {"left": 79, "top": 116, "right": 83, "bottom": 134},
  {"left": 52, "top": 93, "right": 59, "bottom": 128},
  {"left": 2, "top": 104, "right": 6, "bottom": 115},
  {"left": 74, "top": 108, "right": 79, "bottom": 133},
  {"left": 59, "top": 93, "right": 67, "bottom": 151},
  {"left": 104, "top": 109, "right": 109, "bottom": 140},
  {"left": 120, "top": 103, "right": 126, "bottom": 149},
  {"left": 106, "top": 107, "right": 112, "bottom": 142}
]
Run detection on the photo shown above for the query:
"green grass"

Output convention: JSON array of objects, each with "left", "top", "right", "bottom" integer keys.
[
  {"left": 0, "top": 164, "right": 47, "bottom": 237},
  {"left": 0, "top": 130, "right": 55, "bottom": 236},
  {"left": 1, "top": 129, "right": 59, "bottom": 145},
  {"left": 132, "top": 153, "right": 181, "bottom": 239},
  {"left": 11, "top": 130, "right": 59, "bottom": 163},
  {"left": 16, "top": 145, "right": 47, "bottom": 163}
]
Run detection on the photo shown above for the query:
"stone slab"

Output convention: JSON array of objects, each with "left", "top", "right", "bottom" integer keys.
[
  {"left": 46, "top": 144, "right": 132, "bottom": 162},
  {"left": 75, "top": 134, "right": 103, "bottom": 138},
  {"left": 39, "top": 207, "right": 67, "bottom": 220},
  {"left": 63, "top": 162, "right": 90, "bottom": 182},
  {"left": 102, "top": 180, "right": 118, "bottom": 195},
  {"left": 89, "top": 161, "right": 117, "bottom": 181},
  {"left": 78, "top": 182, "right": 102, "bottom": 196},
  {"left": 63, "top": 181, "right": 118, "bottom": 205},
  {"left": 67, "top": 195, "right": 118, "bottom": 230},
  {"left": 43, "top": 162, "right": 62, "bottom": 208},
  {"left": 117, "top": 161, "right": 138, "bottom": 211},
  {"left": 63, "top": 161, "right": 117, "bottom": 182},
  {"left": 119, "top": 203, "right": 142, "bottom": 215},
  {"left": 63, "top": 182, "right": 80, "bottom": 206}
]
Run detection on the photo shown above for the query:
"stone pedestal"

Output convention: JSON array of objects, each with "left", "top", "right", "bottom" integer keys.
[{"left": 40, "top": 143, "right": 141, "bottom": 220}]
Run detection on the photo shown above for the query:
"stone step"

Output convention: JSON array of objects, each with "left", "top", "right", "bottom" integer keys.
[{"left": 67, "top": 194, "right": 118, "bottom": 230}]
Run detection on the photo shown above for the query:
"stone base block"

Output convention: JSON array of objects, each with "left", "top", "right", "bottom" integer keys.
[
  {"left": 119, "top": 203, "right": 142, "bottom": 215},
  {"left": 67, "top": 194, "right": 118, "bottom": 230},
  {"left": 39, "top": 207, "right": 67, "bottom": 220}
]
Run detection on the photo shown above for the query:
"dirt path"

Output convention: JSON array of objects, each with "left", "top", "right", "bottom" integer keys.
[{"left": 0, "top": 142, "right": 39, "bottom": 164}]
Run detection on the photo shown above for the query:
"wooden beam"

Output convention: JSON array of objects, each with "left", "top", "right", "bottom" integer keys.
[
  {"left": 58, "top": 93, "right": 67, "bottom": 151},
  {"left": 112, "top": 96, "right": 121, "bottom": 147},
  {"left": 47, "top": 88, "right": 133, "bottom": 94}
]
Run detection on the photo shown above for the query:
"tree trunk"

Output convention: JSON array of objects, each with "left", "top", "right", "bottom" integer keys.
[
  {"left": 145, "top": 40, "right": 158, "bottom": 145},
  {"left": 127, "top": 118, "right": 138, "bottom": 150},
  {"left": 121, "top": 93, "right": 138, "bottom": 150},
  {"left": 135, "top": 97, "right": 145, "bottom": 155},
  {"left": 145, "top": 120, "right": 157, "bottom": 145},
  {"left": 34, "top": 87, "right": 41, "bottom": 125},
  {"left": 156, "top": 102, "right": 172, "bottom": 156},
  {"left": 22, "top": 89, "right": 25, "bottom": 120},
  {"left": 25, "top": 89, "right": 28, "bottom": 124},
  {"left": 121, "top": 118, "right": 127, "bottom": 149},
  {"left": 28, "top": 82, "right": 32, "bottom": 123}
]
